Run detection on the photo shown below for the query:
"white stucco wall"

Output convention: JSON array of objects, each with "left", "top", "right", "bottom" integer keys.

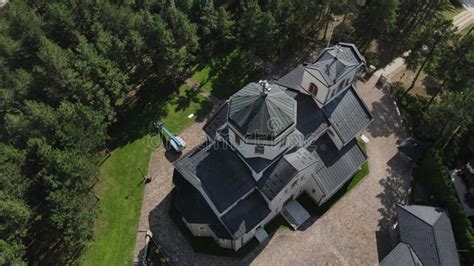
[
  {"left": 184, "top": 220, "right": 213, "bottom": 237},
  {"left": 303, "top": 177, "right": 325, "bottom": 204},
  {"left": 228, "top": 129, "right": 288, "bottom": 161},
  {"left": 325, "top": 66, "right": 361, "bottom": 104}
]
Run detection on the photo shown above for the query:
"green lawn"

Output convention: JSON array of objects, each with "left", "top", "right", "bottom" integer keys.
[{"left": 81, "top": 84, "right": 207, "bottom": 265}]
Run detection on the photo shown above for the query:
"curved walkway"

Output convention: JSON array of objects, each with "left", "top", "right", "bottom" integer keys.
[{"left": 133, "top": 73, "right": 412, "bottom": 265}]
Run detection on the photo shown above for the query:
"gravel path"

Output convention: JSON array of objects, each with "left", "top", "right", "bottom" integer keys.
[
  {"left": 133, "top": 72, "right": 413, "bottom": 265},
  {"left": 251, "top": 74, "right": 412, "bottom": 265}
]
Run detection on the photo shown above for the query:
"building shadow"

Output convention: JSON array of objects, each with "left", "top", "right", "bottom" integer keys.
[
  {"left": 374, "top": 152, "right": 413, "bottom": 262},
  {"left": 137, "top": 191, "right": 280, "bottom": 265}
]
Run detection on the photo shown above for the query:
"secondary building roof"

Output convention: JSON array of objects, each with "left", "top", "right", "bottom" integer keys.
[
  {"left": 397, "top": 137, "right": 426, "bottom": 162},
  {"left": 221, "top": 190, "right": 271, "bottom": 239},
  {"left": 309, "top": 47, "right": 359, "bottom": 87},
  {"left": 173, "top": 170, "right": 232, "bottom": 239},
  {"left": 309, "top": 137, "right": 367, "bottom": 200},
  {"left": 258, "top": 133, "right": 366, "bottom": 201},
  {"left": 395, "top": 205, "right": 460, "bottom": 266},
  {"left": 228, "top": 82, "right": 297, "bottom": 140},
  {"left": 323, "top": 86, "right": 372, "bottom": 143},
  {"left": 173, "top": 142, "right": 255, "bottom": 213},
  {"left": 380, "top": 243, "right": 422, "bottom": 266}
]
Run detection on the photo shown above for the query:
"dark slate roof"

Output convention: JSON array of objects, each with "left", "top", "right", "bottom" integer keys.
[
  {"left": 275, "top": 65, "right": 306, "bottom": 92},
  {"left": 323, "top": 86, "right": 372, "bottom": 143},
  {"left": 221, "top": 190, "right": 271, "bottom": 239},
  {"left": 294, "top": 93, "right": 328, "bottom": 142},
  {"left": 398, "top": 137, "right": 426, "bottom": 162},
  {"left": 307, "top": 44, "right": 360, "bottom": 87},
  {"left": 244, "top": 156, "right": 275, "bottom": 174},
  {"left": 228, "top": 83, "right": 297, "bottom": 140},
  {"left": 397, "top": 205, "right": 460, "bottom": 266},
  {"left": 203, "top": 102, "right": 229, "bottom": 140},
  {"left": 310, "top": 139, "right": 367, "bottom": 199},
  {"left": 306, "top": 133, "right": 340, "bottom": 168},
  {"left": 257, "top": 156, "right": 298, "bottom": 200},
  {"left": 257, "top": 133, "right": 366, "bottom": 201},
  {"left": 380, "top": 243, "right": 421, "bottom": 266},
  {"left": 173, "top": 170, "right": 232, "bottom": 239},
  {"left": 173, "top": 142, "right": 255, "bottom": 213}
]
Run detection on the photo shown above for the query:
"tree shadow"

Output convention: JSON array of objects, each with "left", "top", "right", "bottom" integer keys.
[
  {"left": 375, "top": 152, "right": 413, "bottom": 262},
  {"left": 108, "top": 77, "right": 177, "bottom": 150},
  {"left": 376, "top": 37, "right": 408, "bottom": 68},
  {"left": 366, "top": 89, "right": 407, "bottom": 139},
  {"left": 421, "top": 75, "right": 440, "bottom": 96},
  {"left": 206, "top": 50, "right": 259, "bottom": 99},
  {"left": 194, "top": 99, "right": 215, "bottom": 122},
  {"left": 174, "top": 88, "right": 201, "bottom": 112}
]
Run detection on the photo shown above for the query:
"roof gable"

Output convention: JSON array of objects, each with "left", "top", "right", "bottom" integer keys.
[
  {"left": 397, "top": 205, "right": 460, "bottom": 266},
  {"left": 380, "top": 243, "right": 421, "bottom": 266}
]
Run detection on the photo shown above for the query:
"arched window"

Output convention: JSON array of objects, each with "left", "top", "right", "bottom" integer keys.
[{"left": 308, "top": 83, "right": 318, "bottom": 96}]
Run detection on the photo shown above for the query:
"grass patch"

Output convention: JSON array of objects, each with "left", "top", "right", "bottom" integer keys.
[
  {"left": 191, "top": 49, "right": 259, "bottom": 99},
  {"left": 81, "top": 85, "right": 209, "bottom": 265}
]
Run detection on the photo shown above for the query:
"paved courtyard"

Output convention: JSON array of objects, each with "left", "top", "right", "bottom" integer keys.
[{"left": 133, "top": 72, "right": 413, "bottom": 265}]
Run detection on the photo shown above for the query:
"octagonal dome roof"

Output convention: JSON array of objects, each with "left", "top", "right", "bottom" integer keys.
[{"left": 228, "top": 82, "right": 296, "bottom": 140}]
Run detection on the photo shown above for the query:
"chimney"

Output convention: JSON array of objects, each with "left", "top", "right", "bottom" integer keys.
[{"left": 259, "top": 80, "right": 270, "bottom": 97}]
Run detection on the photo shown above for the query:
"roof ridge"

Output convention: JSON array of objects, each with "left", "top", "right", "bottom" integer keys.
[
  {"left": 397, "top": 204, "right": 443, "bottom": 265},
  {"left": 431, "top": 217, "right": 443, "bottom": 266}
]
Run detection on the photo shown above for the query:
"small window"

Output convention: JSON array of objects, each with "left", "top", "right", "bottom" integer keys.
[
  {"left": 312, "top": 189, "right": 316, "bottom": 194},
  {"left": 338, "top": 81, "right": 344, "bottom": 91},
  {"left": 199, "top": 226, "right": 206, "bottom": 231},
  {"left": 255, "top": 145, "right": 264, "bottom": 154},
  {"left": 291, "top": 179, "right": 299, "bottom": 189},
  {"left": 235, "top": 134, "right": 241, "bottom": 145},
  {"left": 308, "top": 83, "right": 318, "bottom": 96},
  {"left": 327, "top": 129, "right": 335, "bottom": 137},
  {"left": 280, "top": 138, "right": 286, "bottom": 147},
  {"left": 345, "top": 78, "right": 351, "bottom": 87}
]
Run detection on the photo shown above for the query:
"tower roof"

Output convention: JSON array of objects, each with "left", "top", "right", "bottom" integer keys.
[
  {"left": 309, "top": 44, "right": 360, "bottom": 86},
  {"left": 228, "top": 82, "right": 296, "bottom": 140}
]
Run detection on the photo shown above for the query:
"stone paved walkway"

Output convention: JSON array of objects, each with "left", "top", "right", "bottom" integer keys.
[{"left": 133, "top": 72, "right": 413, "bottom": 265}]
